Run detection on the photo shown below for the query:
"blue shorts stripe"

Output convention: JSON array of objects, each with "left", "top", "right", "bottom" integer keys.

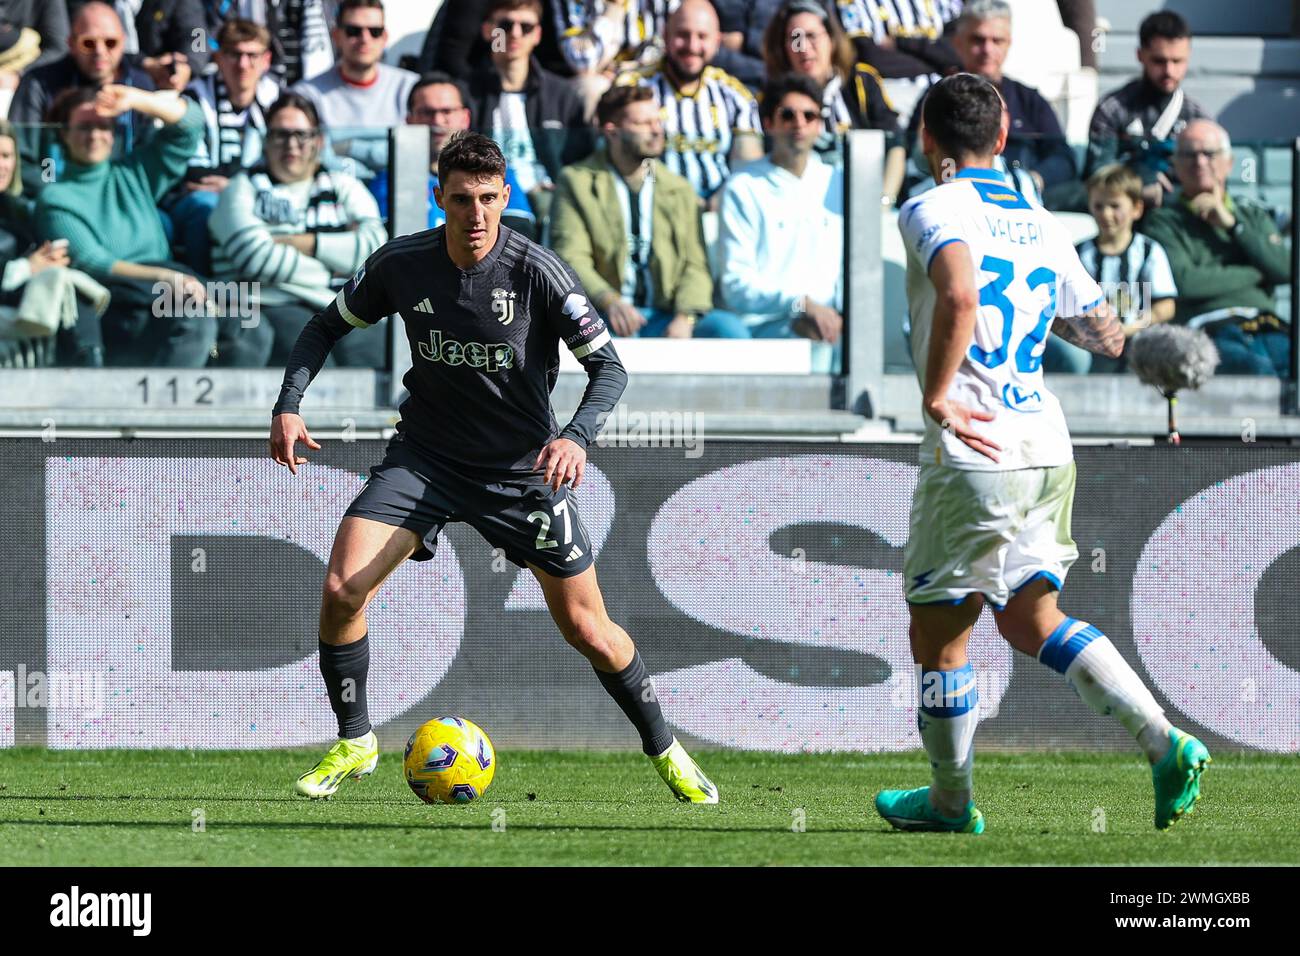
[{"left": 1039, "top": 618, "right": 1101, "bottom": 674}]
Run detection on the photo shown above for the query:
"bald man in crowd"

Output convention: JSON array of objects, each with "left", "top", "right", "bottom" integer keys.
[
  {"left": 1141, "top": 118, "right": 1292, "bottom": 377},
  {"left": 10, "top": 1, "right": 156, "bottom": 194},
  {"left": 617, "top": 0, "right": 762, "bottom": 209}
]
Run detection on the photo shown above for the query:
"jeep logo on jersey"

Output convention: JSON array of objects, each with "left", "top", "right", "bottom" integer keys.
[
  {"left": 417, "top": 328, "right": 514, "bottom": 371},
  {"left": 491, "top": 288, "right": 516, "bottom": 325}
]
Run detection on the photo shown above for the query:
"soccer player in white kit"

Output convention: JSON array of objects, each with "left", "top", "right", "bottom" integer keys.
[{"left": 876, "top": 74, "right": 1209, "bottom": 833}]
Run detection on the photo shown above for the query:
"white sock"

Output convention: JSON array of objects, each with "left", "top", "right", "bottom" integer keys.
[
  {"left": 1040, "top": 619, "right": 1172, "bottom": 762},
  {"left": 917, "top": 663, "right": 979, "bottom": 816}
]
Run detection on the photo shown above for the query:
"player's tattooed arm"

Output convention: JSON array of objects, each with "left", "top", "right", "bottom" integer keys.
[{"left": 1053, "top": 298, "right": 1124, "bottom": 359}]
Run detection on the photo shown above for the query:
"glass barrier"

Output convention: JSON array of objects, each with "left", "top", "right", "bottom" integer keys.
[
  {"left": 0, "top": 121, "right": 395, "bottom": 372},
  {"left": 1, "top": 119, "right": 847, "bottom": 377},
  {"left": 885, "top": 137, "right": 1295, "bottom": 380}
]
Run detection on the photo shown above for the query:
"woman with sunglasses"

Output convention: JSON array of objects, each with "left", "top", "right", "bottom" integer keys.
[
  {"left": 34, "top": 83, "right": 217, "bottom": 367},
  {"left": 209, "top": 92, "right": 386, "bottom": 368},
  {"left": 762, "top": 0, "right": 905, "bottom": 203}
]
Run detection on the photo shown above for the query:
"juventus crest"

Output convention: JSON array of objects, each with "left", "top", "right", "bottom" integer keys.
[{"left": 491, "top": 288, "right": 517, "bottom": 325}]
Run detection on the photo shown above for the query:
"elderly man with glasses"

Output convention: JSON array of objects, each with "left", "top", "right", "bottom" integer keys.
[
  {"left": 1141, "top": 119, "right": 1292, "bottom": 377},
  {"left": 10, "top": 1, "right": 155, "bottom": 194}
]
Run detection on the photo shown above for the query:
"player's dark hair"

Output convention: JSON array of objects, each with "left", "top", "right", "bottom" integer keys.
[
  {"left": 1139, "top": 10, "right": 1191, "bottom": 47},
  {"left": 408, "top": 71, "right": 470, "bottom": 114},
  {"left": 438, "top": 130, "right": 507, "bottom": 185},
  {"left": 758, "top": 71, "right": 825, "bottom": 124},
  {"left": 266, "top": 91, "right": 324, "bottom": 132},
  {"left": 595, "top": 83, "right": 656, "bottom": 127},
  {"left": 920, "top": 72, "right": 1003, "bottom": 159}
]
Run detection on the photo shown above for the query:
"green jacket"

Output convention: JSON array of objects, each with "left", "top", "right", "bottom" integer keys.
[
  {"left": 549, "top": 149, "right": 714, "bottom": 317},
  {"left": 1140, "top": 192, "right": 1290, "bottom": 324},
  {"left": 35, "top": 99, "right": 204, "bottom": 281}
]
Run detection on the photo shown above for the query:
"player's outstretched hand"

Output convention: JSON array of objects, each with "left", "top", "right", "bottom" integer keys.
[
  {"left": 927, "top": 398, "right": 1001, "bottom": 463},
  {"left": 269, "top": 413, "right": 322, "bottom": 476},
  {"left": 535, "top": 437, "right": 585, "bottom": 491}
]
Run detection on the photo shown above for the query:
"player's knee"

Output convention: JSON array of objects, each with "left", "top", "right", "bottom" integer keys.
[
  {"left": 321, "top": 572, "right": 372, "bottom": 620},
  {"left": 561, "top": 613, "right": 614, "bottom": 662}
]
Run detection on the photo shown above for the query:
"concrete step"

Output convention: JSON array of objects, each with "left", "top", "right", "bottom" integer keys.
[
  {"left": 1096, "top": 0, "right": 1292, "bottom": 36},
  {"left": 1098, "top": 34, "right": 1300, "bottom": 77}
]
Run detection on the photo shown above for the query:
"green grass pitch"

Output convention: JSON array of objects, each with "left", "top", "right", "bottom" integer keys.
[{"left": 1, "top": 749, "right": 1295, "bottom": 866}]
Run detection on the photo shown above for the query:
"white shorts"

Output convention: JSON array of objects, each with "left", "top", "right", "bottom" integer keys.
[{"left": 904, "top": 461, "right": 1079, "bottom": 610}]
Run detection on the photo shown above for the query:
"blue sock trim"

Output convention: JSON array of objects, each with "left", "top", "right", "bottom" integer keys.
[
  {"left": 918, "top": 663, "right": 979, "bottom": 717},
  {"left": 1039, "top": 618, "right": 1102, "bottom": 674}
]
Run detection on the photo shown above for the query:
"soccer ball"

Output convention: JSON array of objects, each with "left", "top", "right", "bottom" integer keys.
[{"left": 403, "top": 716, "right": 496, "bottom": 804}]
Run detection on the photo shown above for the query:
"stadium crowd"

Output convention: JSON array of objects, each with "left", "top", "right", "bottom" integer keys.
[{"left": 0, "top": 0, "right": 1292, "bottom": 377}]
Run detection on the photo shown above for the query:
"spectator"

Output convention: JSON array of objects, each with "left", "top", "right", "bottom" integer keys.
[
  {"left": 35, "top": 84, "right": 216, "bottom": 366},
  {"left": 711, "top": 0, "right": 780, "bottom": 91},
  {"left": 10, "top": 1, "right": 156, "bottom": 194},
  {"left": 209, "top": 92, "right": 386, "bottom": 368},
  {"left": 908, "top": 0, "right": 1075, "bottom": 205},
  {"left": 832, "top": 0, "right": 963, "bottom": 127},
  {"left": 69, "top": 0, "right": 211, "bottom": 91},
  {"left": 1141, "top": 119, "right": 1291, "bottom": 378},
  {"left": 467, "top": 0, "right": 591, "bottom": 230},
  {"left": 368, "top": 71, "right": 535, "bottom": 235},
  {"left": 201, "top": 0, "right": 333, "bottom": 87},
  {"left": 1044, "top": 162, "right": 1177, "bottom": 374},
  {"left": 550, "top": 84, "right": 747, "bottom": 340},
  {"left": 291, "top": 0, "right": 417, "bottom": 177},
  {"left": 0, "top": 116, "right": 105, "bottom": 365},
  {"left": 0, "top": 3, "right": 70, "bottom": 116},
  {"left": 417, "top": 0, "right": 491, "bottom": 81},
  {"left": 619, "top": 0, "right": 761, "bottom": 209},
  {"left": 718, "top": 72, "right": 843, "bottom": 367},
  {"left": 169, "top": 17, "right": 281, "bottom": 274},
  {"left": 763, "top": 0, "right": 904, "bottom": 198},
  {"left": 1086, "top": 10, "right": 1207, "bottom": 210}
]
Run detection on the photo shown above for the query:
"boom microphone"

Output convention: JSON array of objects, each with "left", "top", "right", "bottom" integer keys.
[{"left": 1128, "top": 324, "right": 1220, "bottom": 445}]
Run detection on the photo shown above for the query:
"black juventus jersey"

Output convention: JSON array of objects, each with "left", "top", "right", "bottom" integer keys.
[{"left": 273, "top": 225, "right": 627, "bottom": 476}]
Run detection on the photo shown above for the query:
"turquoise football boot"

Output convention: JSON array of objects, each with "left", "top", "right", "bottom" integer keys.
[
  {"left": 875, "top": 786, "right": 985, "bottom": 834},
  {"left": 1152, "top": 727, "right": 1210, "bottom": 830}
]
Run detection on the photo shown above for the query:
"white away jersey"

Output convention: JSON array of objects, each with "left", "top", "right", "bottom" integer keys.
[{"left": 899, "top": 169, "right": 1104, "bottom": 471}]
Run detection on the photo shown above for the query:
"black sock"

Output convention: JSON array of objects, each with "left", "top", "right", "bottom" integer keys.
[
  {"left": 319, "top": 634, "right": 371, "bottom": 739},
  {"left": 594, "top": 650, "right": 674, "bottom": 756}
]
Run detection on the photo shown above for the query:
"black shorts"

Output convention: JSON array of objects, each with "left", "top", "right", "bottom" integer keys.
[{"left": 344, "top": 435, "right": 595, "bottom": 578}]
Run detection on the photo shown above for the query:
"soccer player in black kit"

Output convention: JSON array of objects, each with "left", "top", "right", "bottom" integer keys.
[{"left": 269, "top": 132, "right": 718, "bottom": 803}]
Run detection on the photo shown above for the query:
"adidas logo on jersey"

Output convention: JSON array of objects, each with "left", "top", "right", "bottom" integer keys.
[
  {"left": 412, "top": 298, "right": 435, "bottom": 314},
  {"left": 565, "top": 544, "right": 584, "bottom": 563}
]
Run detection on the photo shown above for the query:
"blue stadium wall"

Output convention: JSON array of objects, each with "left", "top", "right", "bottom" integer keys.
[{"left": 2, "top": 439, "right": 1297, "bottom": 754}]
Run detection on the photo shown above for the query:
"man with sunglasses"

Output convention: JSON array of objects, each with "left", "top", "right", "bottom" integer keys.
[
  {"left": 10, "top": 1, "right": 155, "bottom": 194},
  {"left": 291, "top": 0, "right": 417, "bottom": 176},
  {"left": 718, "top": 72, "right": 843, "bottom": 367},
  {"left": 467, "top": 0, "right": 591, "bottom": 232},
  {"left": 68, "top": 0, "right": 212, "bottom": 92}
]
